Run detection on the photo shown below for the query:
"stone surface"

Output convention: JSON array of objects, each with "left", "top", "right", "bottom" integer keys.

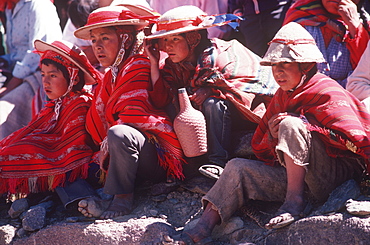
[
  {"left": 1, "top": 181, "right": 370, "bottom": 244},
  {"left": 8, "top": 199, "right": 29, "bottom": 219},
  {"left": 315, "top": 179, "right": 361, "bottom": 215},
  {"left": 0, "top": 225, "right": 16, "bottom": 245},
  {"left": 22, "top": 206, "right": 46, "bottom": 232}
]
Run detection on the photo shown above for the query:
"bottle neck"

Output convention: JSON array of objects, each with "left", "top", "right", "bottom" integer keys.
[{"left": 178, "top": 88, "right": 192, "bottom": 111}]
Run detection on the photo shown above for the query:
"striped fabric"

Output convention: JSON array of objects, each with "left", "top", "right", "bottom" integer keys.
[
  {"left": 283, "top": 0, "right": 369, "bottom": 71},
  {"left": 252, "top": 73, "right": 370, "bottom": 173},
  {"left": 86, "top": 54, "right": 185, "bottom": 179},
  {"left": 0, "top": 91, "right": 94, "bottom": 195}
]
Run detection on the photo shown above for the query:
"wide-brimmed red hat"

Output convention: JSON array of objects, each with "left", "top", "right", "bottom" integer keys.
[
  {"left": 34, "top": 39, "right": 103, "bottom": 85},
  {"left": 74, "top": 5, "right": 160, "bottom": 40}
]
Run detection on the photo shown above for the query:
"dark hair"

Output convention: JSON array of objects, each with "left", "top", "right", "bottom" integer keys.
[
  {"left": 194, "top": 29, "right": 212, "bottom": 56},
  {"left": 68, "top": 0, "right": 99, "bottom": 28},
  {"left": 299, "top": 62, "right": 318, "bottom": 81},
  {"left": 41, "top": 59, "right": 85, "bottom": 92},
  {"left": 180, "top": 29, "right": 212, "bottom": 58}
]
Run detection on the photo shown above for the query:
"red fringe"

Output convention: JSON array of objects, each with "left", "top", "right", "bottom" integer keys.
[{"left": 0, "top": 164, "right": 90, "bottom": 197}]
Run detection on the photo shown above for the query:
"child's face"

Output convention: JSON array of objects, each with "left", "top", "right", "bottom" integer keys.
[
  {"left": 162, "top": 34, "right": 190, "bottom": 63},
  {"left": 90, "top": 27, "right": 120, "bottom": 67},
  {"left": 271, "top": 62, "right": 303, "bottom": 91},
  {"left": 41, "top": 63, "right": 69, "bottom": 100}
]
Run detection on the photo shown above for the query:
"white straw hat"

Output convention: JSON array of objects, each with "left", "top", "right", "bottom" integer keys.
[
  {"left": 146, "top": 5, "right": 240, "bottom": 40},
  {"left": 260, "top": 22, "right": 326, "bottom": 66}
]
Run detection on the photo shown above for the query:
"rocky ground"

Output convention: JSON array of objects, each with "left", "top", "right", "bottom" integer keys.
[{"left": 1, "top": 176, "right": 370, "bottom": 244}]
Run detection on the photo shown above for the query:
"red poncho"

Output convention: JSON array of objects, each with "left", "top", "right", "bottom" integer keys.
[
  {"left": 252, "top": 73, "right": 370, "bottom": 172},
  {"left": 0, "top": 91, "right": 94, "bottom": 195},
  {"left": 86, "top": 54, "right": 184, "bottom": 179}
]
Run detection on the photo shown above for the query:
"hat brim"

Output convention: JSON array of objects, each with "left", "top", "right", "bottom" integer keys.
[
  {"left": 74, "top": 19, "right": 149, "bottom": 40},
  {"left": 114, "top": 4, "right": 157, "bottom": 16},
  {"left": 34, "top": 40, "right": 97, "bottom": 85}
]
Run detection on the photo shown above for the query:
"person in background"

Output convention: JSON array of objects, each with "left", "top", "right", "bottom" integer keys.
[
  {"left": 62, "top": 0, "right": 113, "bottom": 71},
  {"left": 0, "top": 0, "right": 62, "bottom": 140},
  {"left": 346, "top": 40, "right": 370, "bottom": 111},
  {"left": 169, "top": 22, "right": 370, "bottom": 244},
  {"left": 145, "top": 5, "right": 278, "bottom": 180},
  {"left": 228, "top": 0, "right": 292, "bottom": 57},
  {"left": 0, "top": 39, "right": 101, "bottom": 200},
  {"left": 284, "top": 0, "right": 370, "bottom": 87},
  {"left": 74, "top": 5, "right": 185, "bottom": 219}
]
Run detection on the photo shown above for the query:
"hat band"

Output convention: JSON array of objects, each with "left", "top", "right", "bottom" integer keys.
[
  {"left": 87, "top": 11, "right": 122, "bottom": 26},
  {"left": 157, "top": 17, "right": 203, "bottom": 31},
  {"left": 119, "top": 10, "right": 159, "bottom": 22},
  {"left": 268, "top": 38, "right": 316, "bottom": 46},
  {"left": 87, "top": 10, "right": 158, "bottom": 26}
]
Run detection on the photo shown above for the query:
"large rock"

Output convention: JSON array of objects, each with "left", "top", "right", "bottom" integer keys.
[
  {"left": 1, "top": 212, "right": 368, "bottom": 244},
  {"left": 230, "top": 213, "right": 370, "bottom": 244},
  {"left": 11, "top": 217, "right": 175, "bottom": 245}
]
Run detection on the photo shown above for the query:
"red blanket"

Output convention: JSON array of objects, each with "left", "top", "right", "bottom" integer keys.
[
  {"left": 252, "top": 73, "right": 370, "bottom": 172},
  {"left": 0, "top": 91, "right": 94, "bottom": 195},
  {"left": 86, "top": 54, "right": 185, "bottom": 178}
]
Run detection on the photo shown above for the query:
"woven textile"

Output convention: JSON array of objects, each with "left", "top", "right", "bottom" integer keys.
[
  {"left": 0, "top": 91, "right": 94, "bottom": 195},
  {"left": 283, "top": 0, "right": 369, "bottom": 70},
  {"left": 157, "top": 38, "right": 278, "bottom": 123},
  {"left": 252, "top": 73, "right": 370, "bottom": 173},
  {"left": 86, "top": 54, "right": 185, "bottom": 179}
]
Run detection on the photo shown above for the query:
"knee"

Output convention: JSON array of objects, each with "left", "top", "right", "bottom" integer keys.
[
  {"left": 278, "top": 116, "right": 306, "bottom": 133},
  {"left": 107, "top": 125, "right": 136, "bottom": 146},
  {"left": 224, "top": 158, "right": 246, "bottom": 175},
  {"left": 202, "top": 97, "right": 227, "bottom": 116}
]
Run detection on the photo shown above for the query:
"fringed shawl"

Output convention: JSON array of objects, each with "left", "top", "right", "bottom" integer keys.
[
  {"left": 252, "top": 73, "right": 370, "bottom": 172},
  {"left": 0, "top": 91, "right": 94, "bottom": 195},
  {"left": 86, "top": 54, "right": 185, "bottom": 179},
  {"left": 159, "top": 38, "right": 278, "bottom": 124}
]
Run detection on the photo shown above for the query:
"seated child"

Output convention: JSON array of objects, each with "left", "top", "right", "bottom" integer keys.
[{"left": 0, "top": 40, "right": 102, "bottom": 197}]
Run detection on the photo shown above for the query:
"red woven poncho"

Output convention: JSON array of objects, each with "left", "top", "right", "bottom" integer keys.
[
  {"left": 86, "top": 54, "right": 185, "bottom": 179},
  {"left": 252, "top": 73, "right": 370, "bottom": 172},
  {"left": 0, "top": 91, "right": 94, "bottom": 195}
]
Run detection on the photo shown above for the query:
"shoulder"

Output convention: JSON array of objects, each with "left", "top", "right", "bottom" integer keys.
[{"left": 125, "top": 55, "right": 150, "bottom": 68}]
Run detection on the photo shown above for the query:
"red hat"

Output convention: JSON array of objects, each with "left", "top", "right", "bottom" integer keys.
[
  {"left": 74, "top": 5, "right": 160, "bottom": 40},
  {"left": 34, "top": 39, "right": 103, "bottom": 85}
]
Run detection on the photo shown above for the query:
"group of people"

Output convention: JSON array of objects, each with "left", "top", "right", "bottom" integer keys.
[{"left": 1, "top": 0, "right": 370, "bottom": 244}]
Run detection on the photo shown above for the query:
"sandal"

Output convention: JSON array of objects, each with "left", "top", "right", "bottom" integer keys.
[
  {"left": 198, "top": 164, "right": 224, "bottom": 180},
  {"left": 265, "top": 202, "right": 312, "bottom": 229},
  {"left": 265, "top": 212, "right": 300, "bottom": 229}
]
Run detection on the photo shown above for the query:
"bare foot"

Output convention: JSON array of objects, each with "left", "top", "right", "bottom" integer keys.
[
  {"left": 100, "top": 193, "right": 134, "bottom": 219},
  {"left": 78, "top": 196, "right": 110, "bottom": 218}
]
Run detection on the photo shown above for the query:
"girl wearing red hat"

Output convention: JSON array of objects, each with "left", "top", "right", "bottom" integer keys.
[{"left": 145, "top": 5, "right": 279, "bottom": 180}]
